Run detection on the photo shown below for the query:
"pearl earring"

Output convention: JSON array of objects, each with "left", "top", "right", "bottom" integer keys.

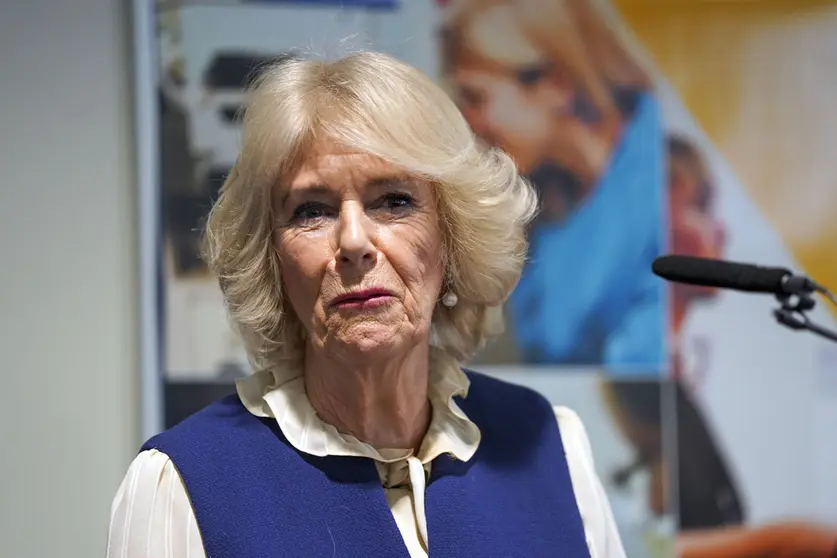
[{"left": 442, "top": 291, "right": 459, "bottom": 308}]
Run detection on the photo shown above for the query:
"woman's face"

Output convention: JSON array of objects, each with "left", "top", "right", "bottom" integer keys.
[
  {"left": 446, "top": 5, "right": 574, "bottom": 174},
  {"left": 273, "top": 140, "right": 445, "bottom": 359},
  {"left": 446, "top": 5, "right": 619, "bottom": 223},
  {"left": 452, "top": 64, "right": 571, "bottom": 174},
  {"left": 670, "top": 160, "right": 726, "bottom": 300}
]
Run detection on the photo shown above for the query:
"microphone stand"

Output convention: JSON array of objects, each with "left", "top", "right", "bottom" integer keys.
[{"left": 773, "top": 282, "right": 837, "bottom": 344}]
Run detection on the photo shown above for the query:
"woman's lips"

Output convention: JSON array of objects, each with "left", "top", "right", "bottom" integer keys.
[{"left": 331, "top": 289, "right": 396, "bottom": 310}]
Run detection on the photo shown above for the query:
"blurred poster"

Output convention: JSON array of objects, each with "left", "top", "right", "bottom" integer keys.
[
  {"left": 442, "top": 0, "right": 667, "bottom": 374},
  {"left": 153, "top": 0, "right": 428, "bottom": 424},
  {"left": 639, "top": 3, "right": 837, "bottom": 557},
  {"left": 156, "top": 0, "right": 434, "bottom": 386},
  {"left": 158, "top": 2, "right": 382, "bottom": 383},
  {"left": 437, "top": 0, "right": 837, "bottom": 557}
]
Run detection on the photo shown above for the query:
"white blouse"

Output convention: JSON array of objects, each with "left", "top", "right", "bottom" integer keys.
[{"left": 107, "top": 360, "right": 625, "bottom": 557}]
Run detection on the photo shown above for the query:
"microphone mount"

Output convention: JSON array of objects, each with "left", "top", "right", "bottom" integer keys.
[{"left": 772, "top": 274, "right": 837, "bottom": 343}]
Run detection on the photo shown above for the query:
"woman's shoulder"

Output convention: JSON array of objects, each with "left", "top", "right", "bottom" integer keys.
[
  {"left": 463, "top": 369, "right": 553, "bottom": 406},
  {"left": 461, "top": 371, "right": 593, "bottom": 452},
  {"left": 551, "top": 406, "right": 626, "bottom": 557},
  {"left": 107, "top": 449, "right": 204, "bottom": 558},
  {"left": 111, "top": 449, "right": 185, "bottom": 507},
  {"left": 552, "top": 405, "right": 596, "bottom": 462},
  {"left": 114, "top": 449, "right": 180, "bottom": 495},
  {"left": 143, "top": 393, "right": 253, "bottom": 450},
  {"left": 552, "top": 406, "right": 590, "bottom": 443}
]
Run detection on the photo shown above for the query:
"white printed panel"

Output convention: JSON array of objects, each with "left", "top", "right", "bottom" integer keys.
[
  {"left": 176, "top": 4, "right": 375, "bottom": 166},
  {"left": 659, "top": 80, "right": 837, "bottom": 524}
]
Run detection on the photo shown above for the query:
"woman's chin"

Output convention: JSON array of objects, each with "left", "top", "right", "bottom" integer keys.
[{"left": 331, "top": 324, "right": 406, "bottom": 356}]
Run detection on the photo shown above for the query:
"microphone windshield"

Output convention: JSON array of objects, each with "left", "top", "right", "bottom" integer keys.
[{"left": 652, "top": 255, "right": 791, "bottom": 294}]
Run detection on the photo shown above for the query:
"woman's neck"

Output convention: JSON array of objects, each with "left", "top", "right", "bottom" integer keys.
[{"left": 303, "top": 341, "right": 431, "bottom": 451}]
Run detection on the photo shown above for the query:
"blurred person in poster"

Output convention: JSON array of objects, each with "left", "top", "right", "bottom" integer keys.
[
  {"left": 666, "top": 136, "right": 724, "bottom": 385},
  {"left": 603, "top": 136, "right": 837, "bottom": 558},
  {"left": 441, "top": 0, "right": 665, "bottom": 371}
]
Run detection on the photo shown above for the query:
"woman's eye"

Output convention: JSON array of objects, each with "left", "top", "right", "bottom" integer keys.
[
  {"left": 516, "top": 62, "right": 552, "bottom": 87},
  {"left": 459, "top": 87, "right": 484, "bottom": 108},
  {"left": 291, "top": 202, "right": 331, "bottom": 223},
  {"left": 379, "top": 192, "right": 415, "bottom": 211}
]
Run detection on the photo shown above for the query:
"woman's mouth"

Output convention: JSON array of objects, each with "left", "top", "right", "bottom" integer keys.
[{"left": 330, "top": 289, "right": 396, "bottom": 310}]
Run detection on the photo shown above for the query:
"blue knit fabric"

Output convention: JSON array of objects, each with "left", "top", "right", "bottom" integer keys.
[{"left": 143, "top": 371, "right": 590, "bottom": 557}]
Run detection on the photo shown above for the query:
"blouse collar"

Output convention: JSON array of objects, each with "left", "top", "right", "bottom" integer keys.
[{"left": 235, "top": 352, "right": 481, "bottom": 466}]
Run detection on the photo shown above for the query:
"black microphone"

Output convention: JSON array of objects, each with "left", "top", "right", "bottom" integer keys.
[
  {"left": 652, "top": 255, "right": 837, "bottom": 344},
  {"left": 651, "top": 255, "right": 817, "bottom": 295}
]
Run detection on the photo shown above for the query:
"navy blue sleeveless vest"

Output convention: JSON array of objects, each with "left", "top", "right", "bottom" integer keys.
[{"left": 143, "top": 371, "right": 590, "bottom": 557}]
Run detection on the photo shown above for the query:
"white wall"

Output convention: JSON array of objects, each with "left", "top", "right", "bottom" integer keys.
[{"left": 0, "top": 1, "right": 138, "bottom": 557}]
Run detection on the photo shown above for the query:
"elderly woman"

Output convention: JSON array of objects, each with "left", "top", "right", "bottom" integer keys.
[{"left": 107, "top": 52, "right": 624, "bottom": 557}]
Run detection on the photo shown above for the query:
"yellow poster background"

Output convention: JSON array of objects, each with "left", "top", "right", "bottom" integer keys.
[{"left": 616, "top": 0, "right": 837, "bottom": 307}]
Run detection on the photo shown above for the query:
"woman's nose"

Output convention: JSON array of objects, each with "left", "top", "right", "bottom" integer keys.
[{"left": 335, "top": 203, "right": 377, "bottom": 269}]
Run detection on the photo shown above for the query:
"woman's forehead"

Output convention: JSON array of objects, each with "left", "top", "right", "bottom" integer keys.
[
  {"left": 289, "top": 142, "right": 396, "bottom": 185},
  {"left": 275, "top": 142, "right": 421, "bottom": 204}
]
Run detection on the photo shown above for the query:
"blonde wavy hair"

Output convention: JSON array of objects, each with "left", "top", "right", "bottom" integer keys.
[{"left": 204, "top": 51, "right": 538, "bottom": 373}]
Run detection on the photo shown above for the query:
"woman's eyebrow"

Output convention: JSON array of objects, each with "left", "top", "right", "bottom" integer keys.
[
  {"left": 277, "top": 183, "right": 332, "bottom": 207},
  {"left": 365, "top": 174, "right": 416, "bottom": 190},
  {"left": 277, "top": 174, "right": 418, "bottom": 207}
]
